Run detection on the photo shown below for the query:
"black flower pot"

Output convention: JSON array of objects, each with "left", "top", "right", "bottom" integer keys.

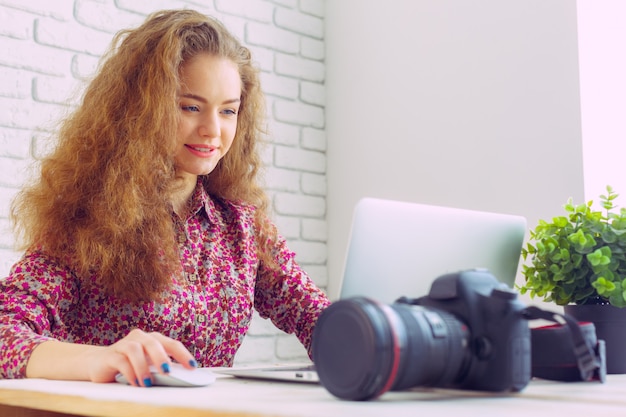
[{"left": 564, "top": 304, "right": 626, "bottom": 374}]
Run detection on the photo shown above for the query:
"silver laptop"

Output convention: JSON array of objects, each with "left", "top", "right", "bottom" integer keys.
[
  {"left": 216, "top": 197, "right": 527, "bottom": 383},
  {"left": 338, "top": 197, "right": 527, "bottom": 303}
]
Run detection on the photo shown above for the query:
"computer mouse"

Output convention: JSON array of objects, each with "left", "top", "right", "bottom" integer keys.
[{"left": 115, "top": 363, "right": 216, "bottom": 387}]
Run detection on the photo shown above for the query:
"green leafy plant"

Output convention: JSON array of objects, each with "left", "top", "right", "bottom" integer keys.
[{"left": 520, "top": 186, "right": 626, "bottom": 307}]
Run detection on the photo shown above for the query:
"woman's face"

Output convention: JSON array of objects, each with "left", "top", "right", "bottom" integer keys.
[{"left": 175, "top": 53, "right": 242, "bottom": 182}]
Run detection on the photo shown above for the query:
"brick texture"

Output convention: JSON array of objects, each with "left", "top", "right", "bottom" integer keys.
[{"left": 0, "top": 0, "right": 327, "bottom": 366}]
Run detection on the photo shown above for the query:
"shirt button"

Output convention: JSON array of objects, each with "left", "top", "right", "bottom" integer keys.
[
  {"left": 197, "top": 315, "right": 207, "bottom": 324},
  {"left": 178, "top": 232, "right": 186, "bottom": 244},
  {"left": 188, "top": 273, "right": 198, "bottom": 282}
]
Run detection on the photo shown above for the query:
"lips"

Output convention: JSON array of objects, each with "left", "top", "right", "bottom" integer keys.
[{"left": 185, "top": 144, "right": 216, "bottom": 157}]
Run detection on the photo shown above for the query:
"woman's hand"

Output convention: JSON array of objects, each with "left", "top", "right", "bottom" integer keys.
[
  {"left": 26, "top": 329, "right": 197, "bottom": 386},
  {"left": 87, "top": 329, "right": 197, "bottom": 386}
]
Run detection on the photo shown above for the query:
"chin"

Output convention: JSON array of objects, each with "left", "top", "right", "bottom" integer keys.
[{"left": 200, "top": 166, "right": 218, "bottom": 175}]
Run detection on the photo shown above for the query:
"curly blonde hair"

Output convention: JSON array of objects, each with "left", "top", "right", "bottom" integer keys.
[{"left": 11, "top": 9, "right": 272, "bottom": 301}]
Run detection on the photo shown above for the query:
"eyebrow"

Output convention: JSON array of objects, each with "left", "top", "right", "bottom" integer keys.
[{"left": 180, "top": 93, "right": 241, "bottom": 105}]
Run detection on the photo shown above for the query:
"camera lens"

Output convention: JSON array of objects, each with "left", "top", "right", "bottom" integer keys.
[{"left": 312, "top": 297, "right": 471, "bottom": 400}]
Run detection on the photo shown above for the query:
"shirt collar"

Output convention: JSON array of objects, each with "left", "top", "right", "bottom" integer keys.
[{"left": 190, "top": 177, "right": 218, "bottom": 224}]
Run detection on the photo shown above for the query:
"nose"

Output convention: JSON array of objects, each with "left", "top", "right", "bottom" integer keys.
[{"left": 198, "top": 110, "right": 220, "bottom": 138}]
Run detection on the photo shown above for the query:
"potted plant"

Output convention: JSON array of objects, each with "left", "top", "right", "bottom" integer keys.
[{"left": 519, "top": 185, "right": 626, "bottom": 373}]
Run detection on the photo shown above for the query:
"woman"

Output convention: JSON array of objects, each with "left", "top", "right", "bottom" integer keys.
[{"left": 0, "top": 9, "right": 330, "bottom": 387}]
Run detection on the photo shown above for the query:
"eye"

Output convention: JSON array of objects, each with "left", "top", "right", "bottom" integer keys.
[
  {"left": 181, "top": 104, "right": 200, "bottom": 112},
  {"left": 222, "top": 108, "right": 238, "bottom": 116}
]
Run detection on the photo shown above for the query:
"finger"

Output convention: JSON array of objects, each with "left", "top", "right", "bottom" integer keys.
[
  {"left": 113, "top": 352, "right": 140, "bottom": 387},
  {"left": 129, "top": 331, "right": 177, "bottom": 376},
  {"left": 119, "top": 336, "right": 154, "bottom": 387},
  {"left": 149, "top": 332, "right": 197, "bottom": 369},
  {"left": 89, "top": 348, "right": 140, "bottom": 386}
]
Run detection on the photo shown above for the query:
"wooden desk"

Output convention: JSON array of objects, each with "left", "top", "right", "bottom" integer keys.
[{"left": 0, "top": 373, "right": 625, "bottom": 417}]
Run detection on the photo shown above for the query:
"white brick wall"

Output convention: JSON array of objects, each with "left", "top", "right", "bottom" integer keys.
[{"left": 0, "top": 0, "right": 327, "bottom": 365}]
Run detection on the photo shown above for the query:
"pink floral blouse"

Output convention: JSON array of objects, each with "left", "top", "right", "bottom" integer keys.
[{"left": 0, "top": 183, "right": 330, "bottom": 378}]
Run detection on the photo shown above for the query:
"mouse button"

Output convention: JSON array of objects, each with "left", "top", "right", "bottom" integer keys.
[{"left": 157, "top": 367, "right": 216, "bottom": 387}]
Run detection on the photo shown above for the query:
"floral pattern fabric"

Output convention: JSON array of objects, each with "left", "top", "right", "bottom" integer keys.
[{"left": 0, "top": 183, "right": 330, "bottom": 378}]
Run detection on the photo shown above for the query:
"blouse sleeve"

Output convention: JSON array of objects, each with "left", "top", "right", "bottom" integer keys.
[
  {"left": 0, "top": 251, "right": 76, "bottom": 378},
  {"left": 253, "top": 233, "right": 331, "bottom": 358}
]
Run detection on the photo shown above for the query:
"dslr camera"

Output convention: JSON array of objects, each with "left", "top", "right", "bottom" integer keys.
[{"left": 311, "top": 269, "right": 605, "bottom": 401}]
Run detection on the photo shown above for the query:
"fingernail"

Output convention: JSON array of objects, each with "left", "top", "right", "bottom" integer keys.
[
  {"left": 134, "top": 378, "right": 140, "bottom": 386},
  {"left": 161, "top": 362, "right": 170, "bottom": 373},
  {"left": 189, "top": 359, "right": 198, "bottom": 368},
  {"left": 143, "top": 377, "right": 153, "bottom": 387}
]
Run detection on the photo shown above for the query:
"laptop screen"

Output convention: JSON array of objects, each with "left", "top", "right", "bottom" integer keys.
[{"left": 337, "top": 198, "right": 527, "bottom": 304}]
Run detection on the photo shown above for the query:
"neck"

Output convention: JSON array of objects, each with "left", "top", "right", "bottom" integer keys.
[{"left": 172, "top": 174, "right": 198, "bottom": 215}]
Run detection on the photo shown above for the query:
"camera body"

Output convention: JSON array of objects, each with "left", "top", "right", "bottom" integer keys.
[
  {"left": 312, "top": 269, "right": 531, "bottom": 400},
  {"left": 409, "top": 268, "right": 530, "bottom": 391}
]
